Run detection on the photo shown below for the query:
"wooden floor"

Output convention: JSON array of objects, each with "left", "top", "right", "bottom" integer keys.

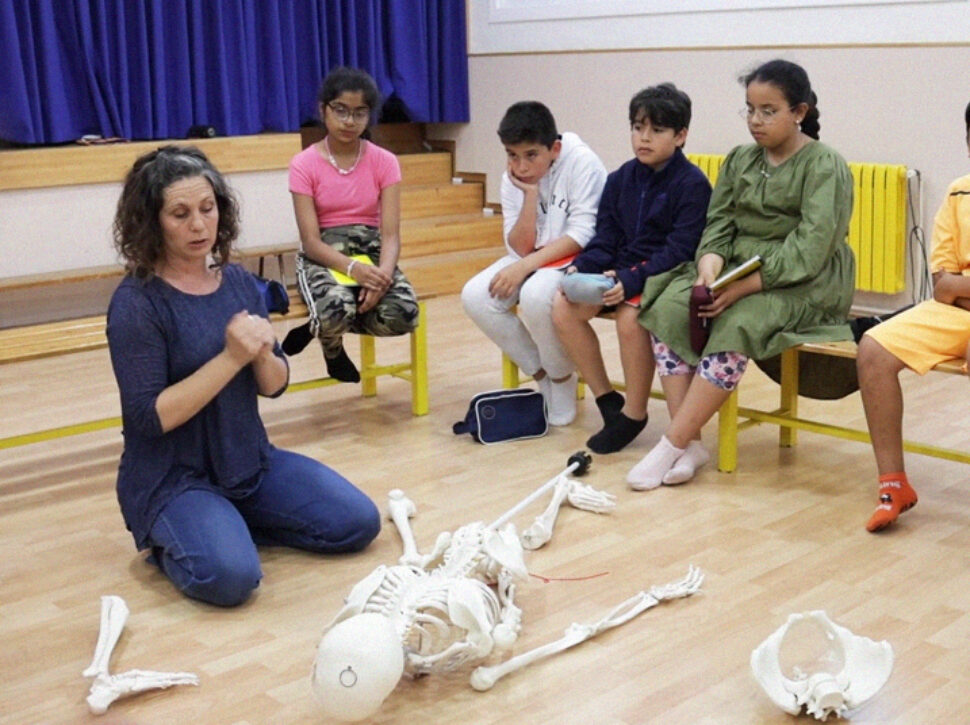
[{"left": 3, "top": 295, "right": 970, "bottom": 724}]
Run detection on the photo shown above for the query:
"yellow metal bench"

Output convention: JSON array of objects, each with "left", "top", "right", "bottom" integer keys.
[
  {"left": 719, "top": 341, "right": 970, "bottom": 469},
  {"left": 0, "top": 290, "right": 429, "bottom": 450}
]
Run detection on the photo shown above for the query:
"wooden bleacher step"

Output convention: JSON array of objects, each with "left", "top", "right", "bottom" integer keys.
[
  {"left": 400, "top": 182, "right": 486, "bottom": 220},
  {"left": 398, "top": 247, "right": 501, "bottom": 299},
  {"left": 400, "top": 212, "right": 504, "bottom": 258},
  {"left": 398, "top": 152, "right": 453, "bottom": 185}
]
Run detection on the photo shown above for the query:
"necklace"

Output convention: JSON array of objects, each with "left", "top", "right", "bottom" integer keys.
[{"left": 324, "top": 136, "right": 363, "bottom": 176}]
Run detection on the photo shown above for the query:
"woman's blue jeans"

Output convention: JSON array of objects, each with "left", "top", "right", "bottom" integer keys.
[{"left": 147, "top": 447, "right": 380, "bottom": 606}]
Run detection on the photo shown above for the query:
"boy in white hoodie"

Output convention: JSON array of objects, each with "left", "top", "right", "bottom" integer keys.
[{"left": 461, "top": 101, "right": 607, "bottom": 425}]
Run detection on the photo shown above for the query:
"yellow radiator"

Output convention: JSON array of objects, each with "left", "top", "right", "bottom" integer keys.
[
  {"left": 685, "top": 153, "right": 726, "bottom": 187},
  {"left": 686, "top": 153, "right": 908, "bottom": 294},
  {"left": 847, "top": 162, "right": 907, "bottom": 294}
]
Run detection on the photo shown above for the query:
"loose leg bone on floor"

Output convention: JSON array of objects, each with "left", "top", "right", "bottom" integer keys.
[
  {"left": 521, "top": 478, "right": 616, "bottom": 551},
  {"left": 520, "top": 476, "right": 572, "bottom": 550},
  {"left": 83, "top": 595, "right": 129, "bottom": 678},
  {"left": 83, "top": 595, "right": 200, "bottom": 715},
  {"left": 469, "top": 566, "right": 704, "bottom": 691}
]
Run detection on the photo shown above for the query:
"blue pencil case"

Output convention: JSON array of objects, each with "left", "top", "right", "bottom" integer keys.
[{"left": 561, "top": 273, "right": 616, "bottom": 305}]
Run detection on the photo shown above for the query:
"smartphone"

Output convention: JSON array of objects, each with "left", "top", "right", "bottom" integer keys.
[{"left": 709, "top": 255, "right": 762, "bottom": 293}]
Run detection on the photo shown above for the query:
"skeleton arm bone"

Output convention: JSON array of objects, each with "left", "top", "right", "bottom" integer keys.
[
  {"left": 387, "top": 489, "right": 423, "bottom": 566},
  {"left": 492, "top": 568, "right": 523, "bottom": 648},
  {"left": 469, "top": 566, "right": 704, "bottom": 691}
]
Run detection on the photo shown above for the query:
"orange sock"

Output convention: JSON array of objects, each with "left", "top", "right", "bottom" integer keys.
[{"left": 866, "top": 472, "right": 918, "bottom": 533}]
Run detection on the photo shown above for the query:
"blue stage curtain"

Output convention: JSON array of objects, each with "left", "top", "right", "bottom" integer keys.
[{"left": 0, "top": 0, "right": 469, "bottom": 145}]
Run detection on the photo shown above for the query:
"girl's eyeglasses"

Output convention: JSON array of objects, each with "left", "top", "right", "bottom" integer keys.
[{"left": 328, "top": 103, "right": 371, "bottom": 124}]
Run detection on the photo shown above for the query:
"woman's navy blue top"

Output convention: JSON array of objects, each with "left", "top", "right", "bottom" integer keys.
[
  {"left": 572, "top": 148, "right": 712, "bottom": 299},
  {"left": 106, "top": 264, "right": 287, "bottom": 549}
]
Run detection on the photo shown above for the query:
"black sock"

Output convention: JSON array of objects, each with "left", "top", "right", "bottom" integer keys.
[
  {"left": 325, "top": 345, "right": 361, "bottom": 383},
  {"left": 587, "top": 412, "right": 647, "bottom": 454},
  {"left": 281, "top": 323, "right": 314, "bottom": 356},
  {"left": 595, "top": 390, "right": 625, "bottom": 424}
]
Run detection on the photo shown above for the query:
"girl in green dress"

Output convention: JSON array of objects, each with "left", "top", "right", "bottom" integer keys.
[{"left": 628, "top": 59, "right": 855, "bottom": 490}]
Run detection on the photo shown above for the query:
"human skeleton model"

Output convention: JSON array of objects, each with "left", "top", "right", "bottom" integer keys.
[
  {"left": 83, "top": 595, "right": 199, "bottom": 715},
  {"left": 312, "top": 453, "right": 705, "bottom": 722}
]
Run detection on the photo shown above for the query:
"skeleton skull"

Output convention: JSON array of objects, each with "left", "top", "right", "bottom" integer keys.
[{"left": 311, "top": 613, "right": 405, "bottom": 722}]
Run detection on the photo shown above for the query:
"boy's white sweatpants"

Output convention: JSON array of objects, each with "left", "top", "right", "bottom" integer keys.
[{"left": 461, "top": 255, "right": 573, "bottom": 379}]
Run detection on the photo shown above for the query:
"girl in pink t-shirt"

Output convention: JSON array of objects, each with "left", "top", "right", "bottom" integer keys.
[{"left": 283, "top": 68, "right": 418, "bottom": 382}]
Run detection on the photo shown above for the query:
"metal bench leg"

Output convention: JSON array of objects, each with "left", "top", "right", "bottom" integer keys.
[
  {"left": 502, "top": 353, "right": 520, "bottom": 389},
  {"left": 360, "top": 336, "right": 377, "bottom": 398},
  {"left": 411, "top": 302, "right": 429, "bottom": 416},
  {"left": 779, "top": 347, "right": 799, "bottom": 448},
  {"left": 717, "top": 389, "right": 739, "bottom": 473}
]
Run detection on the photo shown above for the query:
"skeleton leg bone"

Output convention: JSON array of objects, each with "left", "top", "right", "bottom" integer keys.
[
  {"left": 83, "top": 595, "right": 130, "bottom": 678},
  {"left": 520, "top": 476, "right": 571, "bottom": 550},
  {"left": 521, "top": 478, "right": 616, "bottom": 551},
  {"left": 489, "top": 452, "right": 591, "bottom": 532},
  {"left": 469, "top": 566, "right": 704, "bottom": 691}
]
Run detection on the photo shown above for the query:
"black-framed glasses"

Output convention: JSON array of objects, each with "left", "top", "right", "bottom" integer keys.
[{"left": 327, "top": 103, "right": 371, "bottom": 124}]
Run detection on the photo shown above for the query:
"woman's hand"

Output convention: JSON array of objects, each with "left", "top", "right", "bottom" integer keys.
[
  {"left": 694, "top": 253, "right": 725, "bottom": 287},
  {"left": 601, "top": 270, "right": 625, "bottom": 306},
  {"left": 225, "top": 312, "right": 274, "bottom": 366},
  {"left": 489, "top": 260, "right": 531, "bottom": 299}
]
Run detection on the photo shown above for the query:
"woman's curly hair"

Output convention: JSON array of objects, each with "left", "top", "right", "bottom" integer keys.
[{"left": 113, "top": 145, "right": 240, "bottom": 278}]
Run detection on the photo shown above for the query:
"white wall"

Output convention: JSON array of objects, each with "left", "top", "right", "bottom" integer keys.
[
  {"left": 0, "top": 170, "right": 296, "bottom": 278},
  {"left": 471, "top": 0, "right": 969, "bottom": 52},
  {"left": 437, "top": 45, "right": 970, "bottom": 212}
]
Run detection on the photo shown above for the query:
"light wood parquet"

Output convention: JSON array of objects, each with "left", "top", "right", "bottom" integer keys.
[{"left": 2, "top": 295, "right": 970, "bottom": 724}]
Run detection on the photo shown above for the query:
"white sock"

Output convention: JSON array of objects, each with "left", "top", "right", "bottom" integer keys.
[
  {"left": 544, "top": 373, "right": 577, "bottom": 426},
  {"left": 662, "top": 440, "right": 710, "bottom": 485},
  {"left": 627, "top": 435, "right": 685, "bottom": 491}
]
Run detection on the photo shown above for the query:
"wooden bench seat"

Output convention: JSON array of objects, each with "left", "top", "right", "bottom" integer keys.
[{"left": 0, "top": 289, "right": 429, "bottom": 450}]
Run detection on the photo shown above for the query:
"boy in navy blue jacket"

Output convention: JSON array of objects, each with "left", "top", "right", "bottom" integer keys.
[{"left": 552, "top": 83, "right": 711, "bottom": 454}]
